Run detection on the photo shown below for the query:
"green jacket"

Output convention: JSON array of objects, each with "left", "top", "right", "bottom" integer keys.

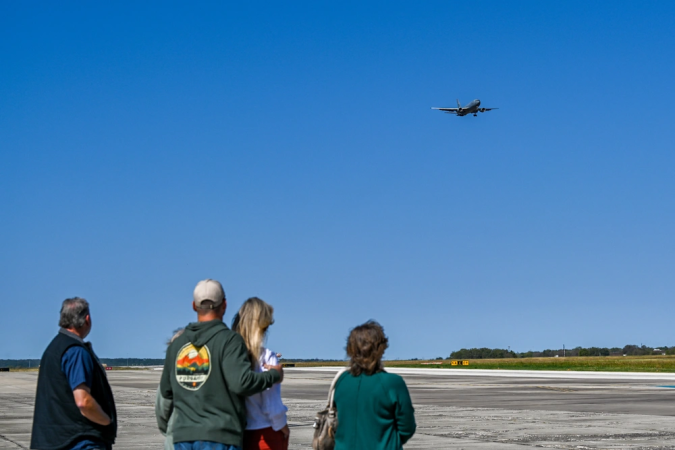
[
  {"left": 334, "top": 371, "right": 416, "bottom": 450},
  {"left": 158, "top": 320, "right": 281, "bottom": 448},
  {"left": 155, "top": 387, "right": 175, "bottom": 450}
]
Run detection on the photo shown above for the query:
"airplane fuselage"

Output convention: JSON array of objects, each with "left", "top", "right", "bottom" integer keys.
[
  {"left": 456, "top": 99, "right": 480, "bottom": 116},
  {"left": 431, "top": 98, "right": 497, "bottom": 116}
]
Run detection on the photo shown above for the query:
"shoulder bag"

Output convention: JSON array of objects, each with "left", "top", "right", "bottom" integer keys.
[{"left": 312, "top": 367, "right": 348, "bottom": 450}]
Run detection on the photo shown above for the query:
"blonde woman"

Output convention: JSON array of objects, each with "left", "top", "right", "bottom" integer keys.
[{"left": 232, "top": 297, "right": 289, "bottom": 450}]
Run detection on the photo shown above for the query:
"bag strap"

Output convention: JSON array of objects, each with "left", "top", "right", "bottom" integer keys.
[{"left": 327, "top": 367, "right": 348, "bottom": 409}]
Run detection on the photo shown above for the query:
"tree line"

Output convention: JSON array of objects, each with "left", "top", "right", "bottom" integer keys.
[
  {"left": 449, "top": 345, "right": 675, "bottom": 359},
  {"left": 0, "top": 358, "right": 166, "bottom": 369}
]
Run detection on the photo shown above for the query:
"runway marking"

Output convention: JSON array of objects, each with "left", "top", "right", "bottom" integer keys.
[
  {"left": 0, "top": 434, "right": 28, "bottom": 449},
  {"left": 288, "top": 422, "right": 315, "bottom": 428},
  {"left": 535, "top": 385, "right": 577, "bottom": 392},
  {"left": 288, "top": 367, "right": 675, "bottom": 381}
]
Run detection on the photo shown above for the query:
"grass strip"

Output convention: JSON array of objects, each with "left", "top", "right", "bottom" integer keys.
[{"left": 290, "top": 356, "right": 675, "bottom": 373}]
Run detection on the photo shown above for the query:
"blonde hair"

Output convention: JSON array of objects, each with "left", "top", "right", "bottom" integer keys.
[{"left": 232, "top": 297, "right": 274, "bottom": 368}]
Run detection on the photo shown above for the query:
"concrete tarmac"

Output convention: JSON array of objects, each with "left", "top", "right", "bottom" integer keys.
[{"left": 2, "top": 368, "right": 675, "bottom": 449}]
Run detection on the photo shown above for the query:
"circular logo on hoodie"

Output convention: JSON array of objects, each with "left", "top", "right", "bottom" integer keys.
[{"left": 175, "top": 343, "right": 211, "bottom": 391}]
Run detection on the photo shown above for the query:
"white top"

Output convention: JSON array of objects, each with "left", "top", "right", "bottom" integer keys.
[{"left": 245, "top": 347, "right": 288, "bottom": 431}]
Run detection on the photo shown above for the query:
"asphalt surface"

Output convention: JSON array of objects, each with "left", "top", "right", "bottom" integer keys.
[
  {"left": 2, "top": 368, "right": 675, "bottom": 449},
  {"left": 287, "top": 368, "right": 675, "bottom": 416}
]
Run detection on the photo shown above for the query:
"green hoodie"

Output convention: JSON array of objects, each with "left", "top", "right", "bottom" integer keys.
[{"left": 158, "top": 320, "right": 280, "bottom": 447}]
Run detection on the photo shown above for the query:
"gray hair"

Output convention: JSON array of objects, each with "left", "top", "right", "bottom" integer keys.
[
  {"left": 59, "top": 297, "right": 90, "bottom": 329},
  {"left": 166, "top": 327, "right": 185, "bottom": 347}
]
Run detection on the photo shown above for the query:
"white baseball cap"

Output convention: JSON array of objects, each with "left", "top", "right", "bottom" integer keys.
[{"left": 193, "top": 279, "right": 225, "bottom": 309}]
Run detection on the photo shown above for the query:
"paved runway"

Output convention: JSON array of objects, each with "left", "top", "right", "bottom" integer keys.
[
  {"left": 2, "top": 368, "right": 675, "bottom": 449},
  {"left": 287, "top": 367, "right": 675, "bottom": 416}
]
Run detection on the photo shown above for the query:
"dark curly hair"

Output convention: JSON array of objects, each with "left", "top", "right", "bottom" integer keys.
[{"left": 346, "top": 321, "right": 389, "bottom": 376}]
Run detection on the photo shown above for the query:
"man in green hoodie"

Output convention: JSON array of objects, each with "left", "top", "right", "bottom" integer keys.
[{"left": 157, "top": 279, "right": 283, "bottom": 450}]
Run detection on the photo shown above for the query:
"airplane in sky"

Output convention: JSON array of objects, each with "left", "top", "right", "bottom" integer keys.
[{"left": 432, "top": 99, "right": 498, "bottom": 116}]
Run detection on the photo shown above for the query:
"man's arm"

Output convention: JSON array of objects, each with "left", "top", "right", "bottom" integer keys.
[
  {"left": 73, "top": 384, "right": 111, "bottom": 426},
  {"left": 221, "top": 334, "right": 283, "bottom": 396},
  {"left": 61, "top": 346, "right": 111, "bottom": 425}
]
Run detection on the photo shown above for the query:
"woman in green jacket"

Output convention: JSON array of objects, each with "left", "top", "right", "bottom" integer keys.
[{"left": 333, "top": 321, "right": 416, "bottom": 450}]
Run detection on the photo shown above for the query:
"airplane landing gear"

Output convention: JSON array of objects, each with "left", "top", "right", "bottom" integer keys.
[{"left": 473, "top": 114, "right": 477, "bottom": 116}]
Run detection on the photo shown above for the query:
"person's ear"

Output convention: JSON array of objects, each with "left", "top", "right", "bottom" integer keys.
[
  {"left": 85, "top": 315, "right": 91, "bottom": 326},
  {"left": 192, "top": 301, "right": 197, "bottom": 312}
]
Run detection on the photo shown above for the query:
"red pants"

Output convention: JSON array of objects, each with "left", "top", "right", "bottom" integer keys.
[{"left": 243, "top": 427, "right": 288, "bottom": 450}]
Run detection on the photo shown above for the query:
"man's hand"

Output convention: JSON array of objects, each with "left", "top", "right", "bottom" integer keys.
[
  {"left": 264, "top": 363, "right": 284, "bottom": 382},
  {"left": 73, "top": 384, "right": 112, "bottom": 426},
  {"left": 279, "top": 424, "right": 290, "bottom": 440}
]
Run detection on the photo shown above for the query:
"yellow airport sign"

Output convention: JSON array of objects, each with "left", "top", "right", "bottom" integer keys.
[{"left": 451, "top": 360, "right": 470, "bottom": 366}]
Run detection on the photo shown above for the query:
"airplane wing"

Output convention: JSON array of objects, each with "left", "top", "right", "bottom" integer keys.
[
  {"left": 480, "top": 108, "right": 498, "bottom": 112},
  {"left": 431, "top": 107, "right": 459, "bottom": 114}
]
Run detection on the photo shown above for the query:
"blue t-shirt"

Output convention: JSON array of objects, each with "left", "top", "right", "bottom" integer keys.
[
  {"left": 61, "top": 346, "right": 95, "bottom": 390},
  {"left": 61, "top": 346, "right": 107, "bottom": 450}
]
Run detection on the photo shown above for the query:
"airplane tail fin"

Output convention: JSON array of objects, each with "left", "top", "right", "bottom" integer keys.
[{"left": 456, "top": 99, "right": 461, "bottom": 108}]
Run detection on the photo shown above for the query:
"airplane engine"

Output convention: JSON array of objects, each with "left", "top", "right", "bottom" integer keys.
[{"left": 479, "top": 108, "right": 486, "bottom": 112}]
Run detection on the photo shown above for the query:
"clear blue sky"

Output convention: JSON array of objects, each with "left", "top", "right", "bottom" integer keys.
[{"left": 2, "top": 2, "right": 674, "bottom": 360}]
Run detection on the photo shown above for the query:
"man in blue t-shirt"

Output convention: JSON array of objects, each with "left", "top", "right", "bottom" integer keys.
[
  {"left": 31, "top": 298, "right": 116, "bottom": 450},
  {"left": 57, "top": 299, "right": 113, "bottom": 450}
]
